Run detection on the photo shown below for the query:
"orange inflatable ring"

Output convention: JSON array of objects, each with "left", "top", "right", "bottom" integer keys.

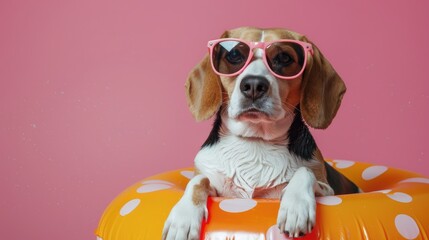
[{"left": 95, "top": 160, "right": 429, "bottom": 239}]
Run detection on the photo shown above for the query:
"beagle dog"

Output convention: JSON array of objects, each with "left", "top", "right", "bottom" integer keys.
[{"left": 162, "top": 27, "right": 359, "bottom": 239}]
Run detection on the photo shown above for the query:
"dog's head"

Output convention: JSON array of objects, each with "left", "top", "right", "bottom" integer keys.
[{"left": 185, "top": 27, "right": 346, "bottom": 140}]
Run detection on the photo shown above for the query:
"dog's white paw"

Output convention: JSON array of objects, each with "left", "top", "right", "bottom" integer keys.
[
  {"left": 277, "top": 188, "right": 316, "bottom": 238},
  {"left": 276, "top": 168, "right": 317, "bottom": 238},
  {"left": 162, "top": 199, "right": 208, "bottom": 240}
]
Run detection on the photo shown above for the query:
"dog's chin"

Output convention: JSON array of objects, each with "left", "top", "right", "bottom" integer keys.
[
  {"left": 237, "top": 109, "right": 275, "bottom": 124},
  {"left": 225, "top": 108, "right": 292, "bottom": 141}
]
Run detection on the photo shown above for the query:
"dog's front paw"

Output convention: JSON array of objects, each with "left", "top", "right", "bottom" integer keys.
[
  {"left": 162, "top": 199, "right": 208, "bottom": 240},
  {"left": 276, "top": 187, "right": 316, "bottom": 238}
]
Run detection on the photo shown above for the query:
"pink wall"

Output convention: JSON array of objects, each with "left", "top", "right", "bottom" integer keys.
[{"left": 1, "top": 0, "right": 428, "bottom": 239}]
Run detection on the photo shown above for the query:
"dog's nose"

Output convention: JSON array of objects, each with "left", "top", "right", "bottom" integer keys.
[{"left": 240, "top": 77, "right": 270, "bottom": 100}]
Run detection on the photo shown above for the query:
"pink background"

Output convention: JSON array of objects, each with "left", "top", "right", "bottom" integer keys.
[{"left": 1, "top": 0, "right": 428, "bottom": 239}]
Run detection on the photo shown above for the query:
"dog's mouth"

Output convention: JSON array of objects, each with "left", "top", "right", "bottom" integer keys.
[{"left": 237, "top": 108, "right": 271, "bottom": 122}]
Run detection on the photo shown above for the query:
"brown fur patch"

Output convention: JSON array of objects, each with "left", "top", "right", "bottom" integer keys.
[
  {"left": 185, "top": 56, "right": 222, "bottom": 121},
  {"left": 311, "top": 148, "right": 329, "bottom": 183},
  {"left": 299, "top": 36, "right": 346, "bottom": 129},
  {"left": 192, "top": 178, "right": 211, "bottom": 205}
]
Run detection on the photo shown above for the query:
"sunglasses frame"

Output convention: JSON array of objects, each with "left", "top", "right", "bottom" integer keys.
[{"left": 208, "top": 38, "right": 314, "bottom": 80}]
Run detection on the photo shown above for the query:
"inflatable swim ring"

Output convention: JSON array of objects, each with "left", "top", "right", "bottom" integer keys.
[{"left": 95, "top": 160, "right": 429, "bottom": 239}]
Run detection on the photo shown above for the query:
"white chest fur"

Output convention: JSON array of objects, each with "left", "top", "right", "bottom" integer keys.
[{"left": 194, "top": 135, "right": 316, "bottom": 198}]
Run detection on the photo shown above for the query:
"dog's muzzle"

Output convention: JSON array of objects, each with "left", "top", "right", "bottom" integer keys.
[
  {"left": 240, "top": 76, "right": 270, "bottom": 101},
  {"left": 235, "top": 76, "right": 274, "bottom": 121}
]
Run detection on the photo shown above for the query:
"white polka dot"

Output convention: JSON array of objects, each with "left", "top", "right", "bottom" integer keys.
[
  {"left": 181, "top": 170, "right": 195, "bottom": 179},
  {"left": 400, "top": 177, "right": 429, "bottom": 184},
  {"left": 120, "top": 199, "right": 140, "bottom": 216},
  {"left": 96, "top": 237, "right": 103, "bottom": 240},
  {"left": 266, "top": 225, "right": 289, "bottom": 240},
  {"left": 316, "top": 196, "right": 342, "bottom": 206},
  {"left": 395, "top": 214, "right": 420, "bottom": 239},
  {"left": 141, "top": 179, "right": 174, "bottom": 185},
  {"left": 362, "top": 166, "right": 388, "bottom": 180},
  {"left": 137, "top": 183, "right": 172, "bottom": 193},
  {"left": 387, "top": 192, "right": 413, "bottom": 203},
  {"left": 333, "top": 160, "right": 355, "bottom": 169},
  {"left": 219, "top": 199, "right": 257, "bottom": 213}
]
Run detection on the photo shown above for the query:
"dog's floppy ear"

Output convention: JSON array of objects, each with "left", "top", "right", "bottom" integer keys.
[
  {"left": 185, "top": 54, "right": 222, "bottom": 121},
  {"left": 300, "top": 37, "right": 346, "bottom": 129}
]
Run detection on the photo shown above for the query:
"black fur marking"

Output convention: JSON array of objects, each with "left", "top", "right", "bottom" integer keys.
[
  {"left": 287, "top": 107, "right": 317, "bottom": 160},
  {"left": 201, "top": 108, "right": 222, "bottom": 148},
  {"left": 324, "top": 161, "right": 360, "bottom": 194}
]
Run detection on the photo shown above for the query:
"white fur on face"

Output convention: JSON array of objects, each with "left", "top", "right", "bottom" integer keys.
[
  {"left": 228, "top": 59, "right": 286, "bottom": 120},
  {"left": 226, "top": 55, "right": 291, "bottom": 140}
]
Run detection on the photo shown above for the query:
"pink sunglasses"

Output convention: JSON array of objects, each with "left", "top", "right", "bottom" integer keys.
[{"left": 208, "top": 38, "right": 313, "bottom": 80}]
